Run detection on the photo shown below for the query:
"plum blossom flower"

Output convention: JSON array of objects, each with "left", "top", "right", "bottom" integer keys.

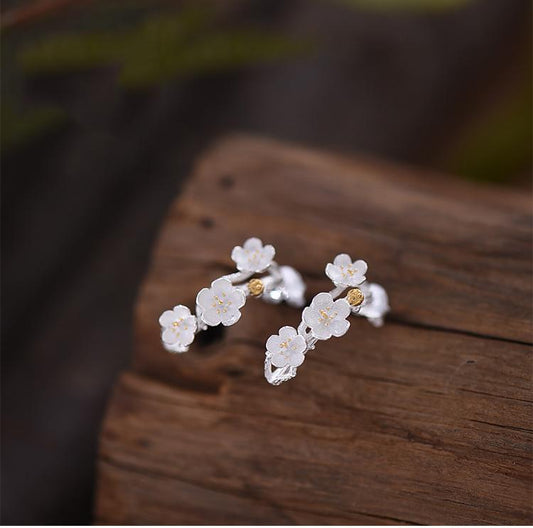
[
  {"left": 325, "top": 254, "right": 367, "bottom": 287},
  {"left": 159, "top": 305, "right": 197, "bottom": 351},
  {"left": 358, "top": 283, "right": 390, "bottom": 327},
  {"left": 266, "top": 326, "right": 307, "bottom": 368},
  {"left": 196, "top": 278, "right": 246, "bottom": 326},
  {"left": 231, "top": 237, "right": 275, "bottom": 273},
  {"left": 302, "top": 292, "right": 351, "bottom": 340}
]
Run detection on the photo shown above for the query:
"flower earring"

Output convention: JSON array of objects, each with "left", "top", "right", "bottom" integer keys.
[
  {"left": 159, "top": 237, "right": 306, "bottom": 353},
  {"left": 264, "top": 254, "right": 390, "bottom": 385}
]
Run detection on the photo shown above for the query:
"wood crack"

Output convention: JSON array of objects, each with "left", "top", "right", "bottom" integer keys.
[
  {"left": 458, "top": 388, "right": 532, "bottom": 404},
  {"left": 468, "top": 419, "right": 533, "bottom": 434}
]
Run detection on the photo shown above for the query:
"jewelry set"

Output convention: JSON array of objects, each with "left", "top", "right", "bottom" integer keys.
[{"left": 159, "top": 238, "right": 389, "bottom": 386}]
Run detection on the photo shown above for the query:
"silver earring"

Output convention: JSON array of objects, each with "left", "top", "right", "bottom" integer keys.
[
  {"left": 264, "top": 254, "right": 390, "bottom": 385},
  {"left": 158, "top": 237, "right": 306, "bottom": 353}
]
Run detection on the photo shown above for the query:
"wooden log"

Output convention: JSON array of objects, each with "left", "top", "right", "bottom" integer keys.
[{"left": 95, "top": 135, "right": 532, "bottom": 525}]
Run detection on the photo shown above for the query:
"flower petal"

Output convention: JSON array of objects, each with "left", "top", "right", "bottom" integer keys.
[
  {"left": 180, "top": 315, "right": 197, "bottom": 333},
  {"left": 172, "top": 305, "right": 191, "bottom": 319},
  {"left": 231, "top": 246, "right": 245, "bottom": 266},
  {"left": 358, "top": 283, "right": 389, "bottom": 319},
  {"left": 325, "top": 263, "right": 343, "bottom": 282},
  {"left": 196, "top": 288, "right": 213, "bottom": 309},
  {"left": 289, "top": 334, "right": 307, "bottom": 354},
  {"left": 312, "top": 292, "right": 334, "bottom": 310},
  {"left": 243, "top": 237, "right": 262, "bottom": 250},
  {"left": 164, "top": 341, "right": 188, "bottom": 354},
  {"left": 302, "top": 306, "right": 320, "bottom": 327},
  {"left": 179, "top": 329, "right": 196, "bottom": 347},
  {"left": 330, "top": 318, "right": 350, "bottom": 337},
  {"left": 278, "top": 326, "right": 297, "bottom": 340},
  {"left": 266, "top": 334, "right": 282, "bottom": 353},
  {"left": 287, "top": 350, "right": 305, "bottom": 367},
  {"left": 310, "top": 323, "right": 331, "bottom": 340},
  {"left": 256, "top": 244, "right": 275, "bottom": 271},
  {"left": 353, "top": 259, "right": 368, "bottom": 276},
  {"left": 271, "top": 352, "right": 289, "bottom": 368},
  {"left": 211, "top": 277, "right": 232, "bottom": 295},
  {"left": 158, "top": 310, "right": 176, "bottom": 327},
  {"left": 264, "top": 244, "right": 275, "bottom": 259},
  {"left": 221, "top": 307, "right": 241, "bottom": 326},
  {"left": 228, "top": 288, "right": 246, "bottom": 309},
  {"left": 161, "top": 327, "right": 179, "bottom": 344},
  {"left": 333, "top": 298, "right": 351, "bottom": 319},
  {"left": 334, "top": 253, "right": 352, "bottom": 266},
  {"left": 348, "top": 273, "right": 365, "bottom": 287},
  {"left": 201, "top": 307, "right": 222, "bottom": 326}
]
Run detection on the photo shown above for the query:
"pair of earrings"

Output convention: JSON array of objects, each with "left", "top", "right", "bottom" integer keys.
[{"left": 158, "top": 237, "right": 389, "bottom": 385}]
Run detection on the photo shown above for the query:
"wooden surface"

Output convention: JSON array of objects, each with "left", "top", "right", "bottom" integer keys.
[{"left": 95, "top": 136, "right": 532, "bottom": 525}]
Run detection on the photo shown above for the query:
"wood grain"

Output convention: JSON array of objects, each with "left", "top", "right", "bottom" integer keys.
[{"left": 96, "top": 135, "right": 532, "bottom": 524}]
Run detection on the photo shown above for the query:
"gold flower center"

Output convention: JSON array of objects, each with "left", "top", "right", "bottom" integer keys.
[
  {"left": 248, "top": 278, "right": 264, "bottom": 296},
  {"left": 347, "top": 288, "right": 364, "bottom": 306}
]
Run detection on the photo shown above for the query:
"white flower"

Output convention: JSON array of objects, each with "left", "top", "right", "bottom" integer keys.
[
  {"left": 302, "top": 292, "right": 350, "bottom": 340},
  {"left": 358, "top": 283, "right": 390, "bottom": 326},
  {"left": 196, "top": 278, "right": 246, "bottom": 326},
  {"left": 159, "top": 305, "right": 197, "bottom": 350},
  {"left": 266, "top": 326, "right": 307, "bottom": 369},
  {"left": 231, "top": 237, "right": 275, "bottom": 273},
  {"left": 325, "top": 254, "right": 367, "bottom": 287}
]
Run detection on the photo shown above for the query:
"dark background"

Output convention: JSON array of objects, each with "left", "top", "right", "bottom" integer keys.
[{"left": 1, "top": 0, "right": 531, "bottom": 524}]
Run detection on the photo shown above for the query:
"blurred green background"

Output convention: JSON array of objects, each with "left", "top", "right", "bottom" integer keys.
[
  {"left": 2, "top": 0, "right": 531, "bottom": 181},
  {"left": 2, "top": 0, "right": 531, "bottom": 524}
]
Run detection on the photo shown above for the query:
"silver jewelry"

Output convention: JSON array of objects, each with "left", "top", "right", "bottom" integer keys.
[
  {"left": 158, "top": 237, "right": 306, "bottom": 353},
  {"left": 264, "top": 254, "right": 390, "bottom": 385}
]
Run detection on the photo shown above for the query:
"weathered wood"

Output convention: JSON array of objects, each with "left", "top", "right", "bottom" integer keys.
[{"left": 96, "top": 136, "right": 532, "bottom": 524}]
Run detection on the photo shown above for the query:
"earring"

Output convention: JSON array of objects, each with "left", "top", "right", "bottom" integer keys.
[
  {"left": 264, "top": 254, "right": 389, "bottom": 385},
  {"left": 158, "top": 237, "right": 306, "bottom": 353}
]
